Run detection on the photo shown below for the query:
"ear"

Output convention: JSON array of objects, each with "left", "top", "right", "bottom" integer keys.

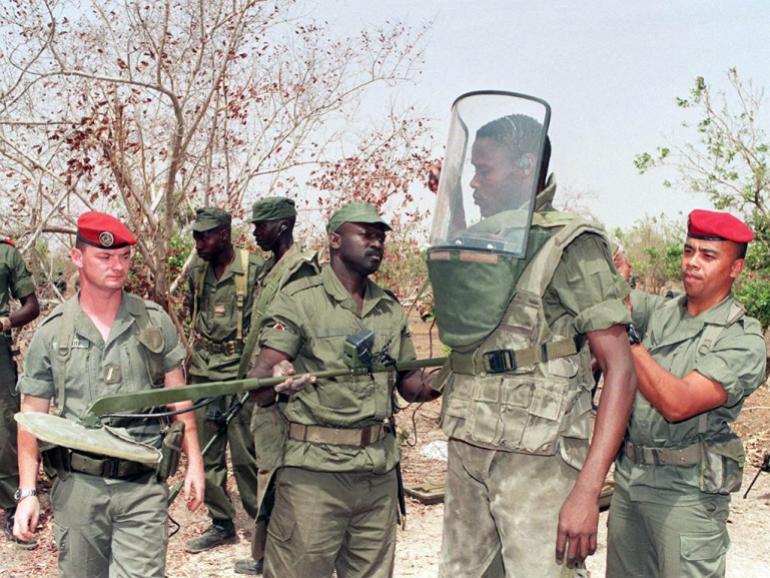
[
  {"left": 729, "top": 258, "right": 745, "bottom": 280},
  {"left": 71, "top": 247, "right": 84, "bottom": 269},
  {"left": 329, "top": 231, "right": 342, "bottom": 251},
  {"left": 517, "top": 153, "right": 537, "bottom": 176}
]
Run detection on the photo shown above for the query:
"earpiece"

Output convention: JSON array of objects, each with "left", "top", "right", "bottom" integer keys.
[{"left": 278, "top": 224, "right": 289, "bottom": 235}]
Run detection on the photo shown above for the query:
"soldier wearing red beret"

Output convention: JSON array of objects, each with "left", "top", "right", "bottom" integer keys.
[
  {"left": 14, "top": 211, "right": 205, "bottom": 577},
  {"left": 607, "top": 210, "right": 766, "bottom": 578}
]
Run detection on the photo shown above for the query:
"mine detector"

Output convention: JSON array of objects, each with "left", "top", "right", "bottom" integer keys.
[{"left": 15, "top": 329, "right": 447, "bottom": 466}]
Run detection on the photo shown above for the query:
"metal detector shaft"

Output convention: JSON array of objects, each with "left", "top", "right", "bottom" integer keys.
[{"left": 81, "top": 357, "right": 447, "bottom": 428}]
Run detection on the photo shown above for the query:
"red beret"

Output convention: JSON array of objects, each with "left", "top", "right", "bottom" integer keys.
[
  {"left": 687, "top": 209, "right": 753, "bottom": 243},
  {"left": 77, "top": 211, "right": 136, "bottom": 249}
]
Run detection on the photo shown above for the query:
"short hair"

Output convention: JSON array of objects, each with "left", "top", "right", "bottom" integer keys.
[
  {"left": 476, "top": 114, "right": 551, "bottom": 191},
  {"left": 737, "top": 242, "right": 748, "bottom": 259}
]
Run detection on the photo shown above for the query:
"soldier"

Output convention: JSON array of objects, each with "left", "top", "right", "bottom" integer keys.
[
  {"left": 233, "top": 197, "right": 319, "bottom": 576},
  {"left": 184, "top": 206, "right": 261, "bottom": 553},
  {"left": 426, "top": 92, "right": 637, "bottom": 576},
  {"left": 0, "top": 235, "right": 39, "bottom": 548},
  {"left": 13, "top": 211, "right": 204, "bottom": 577},
  {"left": 249, "top": 202, "right": 438, "bottom": 578},
  {"left": 606, "top": 210, "right": 767, "bottom": 578}
]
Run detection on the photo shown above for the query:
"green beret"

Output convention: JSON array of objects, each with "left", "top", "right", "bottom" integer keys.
[
  {"left": 327, "top": 202, "right": 391, "bottom": 233},
  {"left": 192, "top": 206, "right": 231, "bottom": 232},
  {"left": 250, "top": 197, "right": 297, "bottom": 223}
]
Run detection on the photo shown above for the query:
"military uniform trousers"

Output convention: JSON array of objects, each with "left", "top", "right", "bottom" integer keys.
[
  {"left": 193, "top": 375, "right": 258, "bottom": 521},
  {"left": 440, "top": 438, "right": 585, "bottom": 578},
  {"left": 50, "top": 471, "right": 168, "bottom": 578},
  {"left": 0, "top": 336, "right": 18, "bottom": 509},
  {"left": 263, "top": 466, "right": 398, "bottom": 578},
  {"left": 606, "top": 483, "right": 730, "bottom": 578}
]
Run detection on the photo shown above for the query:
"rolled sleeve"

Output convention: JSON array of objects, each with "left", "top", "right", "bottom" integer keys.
[
  {"left": 695, "top": 323, "right": 767, "bottom": 406},
  {"left": 159, "top": 312, "right": 186, "bottom": 372},
  {"left": 397, "top": 319, "right": 417, "bottom": 363},
  {"left": 258, "top": 291, "right": 304, "bottom": 358},
  {"left": 18, "top": 330, "right": 55, "bottom": 399},
  {"left": 550, "top": 233, "right": 631, "bottom": 334}
]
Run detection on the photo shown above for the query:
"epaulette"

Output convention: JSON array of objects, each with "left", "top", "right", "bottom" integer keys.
[
  {"left": 39, "top": 305, "right": 66, "bottom": 327},
  {"left": 283, "top": 273, "right": 323, "bottom": 297},
  {"left": 0, "top": 236, "right": 16, "bottom": 247},
  {"left": 382, "top": 288, "right": 401, "bottom": 303}
]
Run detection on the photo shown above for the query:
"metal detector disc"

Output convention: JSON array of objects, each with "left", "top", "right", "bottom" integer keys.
[{"left": 15, "top": 412, "right": 161, "bottom": 464}]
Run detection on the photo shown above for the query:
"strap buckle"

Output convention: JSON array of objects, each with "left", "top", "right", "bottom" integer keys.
[{"left": 483, "top": 349, "right": 516, "bottom": 374}]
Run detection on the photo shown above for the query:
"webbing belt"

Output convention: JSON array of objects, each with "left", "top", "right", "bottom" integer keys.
[
  {"left": 623, "top": 440, "right": 701, "bottom": 467},
  {"left": 194, "top": 334, "right": 244, "bottom": 355},
  {"left": 450, "top": 338, "right": 579, "bottom": 375},
  {"left": 288, "top": 422, "right": 387, "bottom": 448},
  {"left": 47, "top": 448, "right": 153, "bottom": 479}
]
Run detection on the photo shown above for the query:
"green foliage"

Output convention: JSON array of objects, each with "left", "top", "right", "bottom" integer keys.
[
  {"left": 614, "top": 214, "right": 684, "bottom": 294},
  {"left": 734, "top": 277, "right": 770, "bottom": 331}
]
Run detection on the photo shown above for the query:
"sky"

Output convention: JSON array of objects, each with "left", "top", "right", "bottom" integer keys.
[{"left": 319, "top": 0, "right": 770, "bottom": 231}]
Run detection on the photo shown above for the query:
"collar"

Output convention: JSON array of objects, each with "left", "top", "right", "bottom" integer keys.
[{"left": 320, "top": 264, "right": 390, "bottom": 317}]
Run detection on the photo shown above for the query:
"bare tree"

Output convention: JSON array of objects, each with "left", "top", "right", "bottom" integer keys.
[{"left": 0, "top": 0, "right": 432, "bottom": 332}]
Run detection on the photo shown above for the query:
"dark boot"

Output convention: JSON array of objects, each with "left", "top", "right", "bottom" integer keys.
[
  {"left": 233, "top": 558, "right": 264, "bottom": 575},
  {"left": 4, "top": 507, "right": 38, "bottom": 550},
  {"left": 184, "top": 518, "right": 236, "bottom": 553}
]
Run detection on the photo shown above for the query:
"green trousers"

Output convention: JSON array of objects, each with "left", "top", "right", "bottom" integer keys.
[
  {"left": 606, "top": 483, "right": 730, "bottom": 578},
  {"left": 193, "top": 378, "right": 258, "bottom": 521},
  {"left": 263, "top": 466, "right": 398, "bottom": 578},
  {"left": 0, "top": 337, "right": 18, "bottom": 510},
  {"left": 51, "top": 471, "right": 168, "bottom": 578},
  {"left": 440, "top": 438, "right": 585, "bottom": 578}
]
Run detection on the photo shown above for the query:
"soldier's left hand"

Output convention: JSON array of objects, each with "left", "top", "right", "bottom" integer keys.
[{"left": 555, "top": 486, "right": 599, "bottom": 564}]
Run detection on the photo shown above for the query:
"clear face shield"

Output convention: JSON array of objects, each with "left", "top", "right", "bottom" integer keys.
[{"left": 429, "top": 92, "right": 551, "bottom": 257}]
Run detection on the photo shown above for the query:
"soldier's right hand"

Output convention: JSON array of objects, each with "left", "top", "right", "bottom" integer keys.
[
  {"left": 273, "top": 359, "right": 316, "bottom": 394},
  {"left": 13, "top": 495, "right": 40, "bottom": 542}
]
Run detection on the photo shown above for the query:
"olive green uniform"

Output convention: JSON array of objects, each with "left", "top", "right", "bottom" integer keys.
[
  {"left": 607, "top": 291, "right": 766, "bottom": 578},
  {"left": 437, "top": 186, "right": 631, "bottom": 577},
  {"left": 188, "top": 250, "right": 261, "bottom": 521},
  {"left": 0, "top": 240, "right": 36, "bottom": 510},
  {"left": 18, "top": 293, "right": 186, "bottom": 578},
  {"left": 258, "top": 265, "right": 415, "bottom": 578}
]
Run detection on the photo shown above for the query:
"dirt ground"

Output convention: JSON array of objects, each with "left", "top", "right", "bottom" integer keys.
[{"left": 3, "top": 317, "right": 770, "bottom": 577}]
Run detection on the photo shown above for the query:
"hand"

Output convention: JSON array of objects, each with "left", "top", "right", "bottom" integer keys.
[
  {"left": 13, "top": 496, "right": 40, "bottom": 542},
  {"left": 183, "top": 460, "right": 205, "bottom": 512},
  {"left": 273, "top": 360, "right": 316, "bottom": 394},
  {"left": 612, "top": 250, "right": 633, "bottom": 283},
  {"left": 555, "top": 486, "right": 599, "bottom": 565}
]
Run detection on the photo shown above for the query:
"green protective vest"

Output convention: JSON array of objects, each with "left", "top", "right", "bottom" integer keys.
[
  {"left": 51, "top": 293, "right": 168, "bottom": 446},
  {"left": 436, "top": 213, "right": 607, "bottom": 469}
]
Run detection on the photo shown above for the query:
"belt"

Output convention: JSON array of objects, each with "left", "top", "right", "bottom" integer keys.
[
  {"left": 288, "top": 422, "right": 388, "bottom": 448},
  {"left": 623, "top": 440, "right": 701, "bottom": 467},
  {"left": 195, "top": 334, "right": 244, "bottom": 355},
  {"left": 450, "top": 337, "right": 579, "bottom": 375},
  {"left": 54, "top": 448, "right": 153, "bottom": 479}
]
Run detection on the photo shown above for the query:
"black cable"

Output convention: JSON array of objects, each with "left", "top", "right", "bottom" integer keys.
[
  {"left": 168, "top": 512, "right": 181, "bottom": 538},
  {"left": 99, "top": 396, "right": 217, "bottom": 421}
]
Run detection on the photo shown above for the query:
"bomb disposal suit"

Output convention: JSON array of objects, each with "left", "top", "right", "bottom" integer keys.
[{"left": 428, "top": 92, "right": 633, "bottom": 577}]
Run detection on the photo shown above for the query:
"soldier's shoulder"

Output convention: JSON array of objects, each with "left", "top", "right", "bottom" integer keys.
[
  {"left": 282, "top": 272, "right": 324, "bottom": 297},
  {"left": 735, "top": 311, "right": 764, "bottom": 339}
]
